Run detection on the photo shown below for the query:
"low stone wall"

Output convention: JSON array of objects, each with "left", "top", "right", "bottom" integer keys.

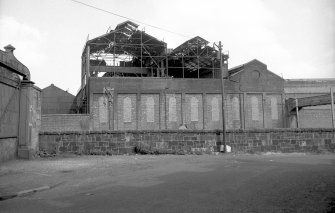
[
  {"left": 39, "top": 128, "right": 335, "bottom": 155},
  {"left": 228, "top": 128, "right": 335, "bottom": 153},
  {"left": 0, "top": 137, "right": 17, "bottom": 163},
  {"left": 41, "top": 114, "right": 92, "bottom": 132}
]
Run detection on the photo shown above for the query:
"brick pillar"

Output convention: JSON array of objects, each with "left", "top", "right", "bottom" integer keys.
[{"left": 17, "top": 80, "right": 35, "bottom": 159}]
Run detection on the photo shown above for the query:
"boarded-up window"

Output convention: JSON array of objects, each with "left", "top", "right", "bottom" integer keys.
[
  {"left": 190, "top": 97, "right": 199, "bottom": 122},
  {"left": 168, "top": 96, "right": 177, "bottom": 122},
  {"left": 271, "top": 97, "right": 278, "bottom": 120},
  {"left": 251, "top": 96, "right": 259, "bottom": 121},
  {"left": 123, "top": 97, "right": 132, "bottom": 122},
  {"left": 146, "top": 96, "right": 154, "bottom": 122},
  {"left": 211, "top": 97, "right": 219, "bottom": 121},
  {"left": 98, "top": 96, "right": 108, "bottom": 123},
  {"left": 232, "top": 97, "right": 240, "bottom": 121}
]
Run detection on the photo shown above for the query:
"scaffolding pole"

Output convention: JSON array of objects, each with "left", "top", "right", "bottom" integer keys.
[
  {"left": 331, "top": 88, "right": 335, "bottom": 128},
  {"left": 140, "top": 30, "right": 143, "bottom": 77},
  {"left": 295, "top": 98, "right": 299, "bottom": 128}
]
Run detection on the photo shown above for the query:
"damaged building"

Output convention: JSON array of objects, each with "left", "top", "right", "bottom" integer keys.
[{"left": 72, "top": 20, "right": 287, "bottom": 131}]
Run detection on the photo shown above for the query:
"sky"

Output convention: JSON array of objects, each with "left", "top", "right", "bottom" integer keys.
[{"left": 0, "top": 0, "right": 334, "bottom": 95}]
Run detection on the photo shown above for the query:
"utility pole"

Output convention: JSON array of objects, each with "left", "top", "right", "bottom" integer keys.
[
  {"left": 331, "top": 88, "right": 334, "bottom": 128},
  {"left": 215, "top": 41, "right": 228, "bottom": 152}
]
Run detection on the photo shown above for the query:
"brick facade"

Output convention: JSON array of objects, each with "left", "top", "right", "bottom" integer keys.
[
  {"left": 89, "top": 91, "right": 284, "bottom": 131},
  {"left": 166, "top": 94, "right": 182, "bottom": 130},
  {"left": 39, "top": 128, "right": 335, "bottom": 155},
  {"left": 41, "top": 114, "right": 91, "bottom": 132},
  {"left": 86, "top": 61, "right": 285, "bottom": 131}
]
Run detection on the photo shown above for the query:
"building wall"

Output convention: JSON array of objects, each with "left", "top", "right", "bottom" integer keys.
[
  {"left": 39, "top": 128, "right": 335, "bottom": 155},
  {"left": 285, "top": 79, "right": 335, "bottom": 128},
  {"left": 41, "top": 84, "right": 76, "bottom": 114},
  {"left": 166, "top": 93, "right": 182, "bottom": 129},
  {"left": 41, "top": 114, "right": 91, "bottom": 132},
  {"left": 90, "top": 91, "right": 284, "bottom": 131},
  {"left": 88, "top": 73, "right": 284, "bottom": 131}
]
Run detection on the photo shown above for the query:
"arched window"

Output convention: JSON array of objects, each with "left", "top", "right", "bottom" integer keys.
[
  {"left": 211, "top": 97, "right": 219, "bottom": 121},
  {"left": 271, "top": 97, "right": 278, "bottom": 120},
  {"left": 190, "top": 97, "right": 199, "bottom": 122},
  {"left": 146, "top": 96, "right": 154, "bottom": 122},
  {"left": 168, "top": 96, "right": 177, "bottom": 122},
  {"left": 232, "top": 97, "right": 240, "bottom": 121},
  {"left": 123, "top": 97, "right": 131, "bottom": 122},
  {"left": 98, "top": 96, "right": 108, "bottom": 123},
  {"left": 251, "top": 96, "right": 259, "bottom": 121}
]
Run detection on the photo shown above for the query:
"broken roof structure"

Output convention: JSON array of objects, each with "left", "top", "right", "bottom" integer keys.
[{"left": 81, "top": 20, "right": 226, "bottom": 89}]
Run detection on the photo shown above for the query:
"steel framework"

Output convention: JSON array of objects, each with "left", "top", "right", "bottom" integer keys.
[{"left": 78, "top": 20, "right": 229, "bottom": 113}]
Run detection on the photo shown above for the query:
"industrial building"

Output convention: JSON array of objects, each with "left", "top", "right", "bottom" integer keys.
[
  {"left": 70, "top": 20, "right": 292, "bottom": 131},
  {"left": 2, "top": 21, "right": 335, "bottom": 162}
]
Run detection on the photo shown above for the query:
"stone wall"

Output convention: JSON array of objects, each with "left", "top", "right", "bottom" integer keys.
[
  {"left": 39, "top": 128, "right": 335, "bottom": 155},
  {"left": 29, "top": 86, "right": 42, "bottom": 153},
  {"left": 41, "top": 114, "right": 92, "bottom": 132}
]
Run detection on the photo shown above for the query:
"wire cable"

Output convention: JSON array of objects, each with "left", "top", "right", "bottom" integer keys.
[{"left": 70, "top": 0, "right": 191, "bottom": 38}]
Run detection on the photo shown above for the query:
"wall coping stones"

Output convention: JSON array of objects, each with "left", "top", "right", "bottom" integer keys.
[{"left": 39, "top": 128, "right": 335, "bottom": 135}]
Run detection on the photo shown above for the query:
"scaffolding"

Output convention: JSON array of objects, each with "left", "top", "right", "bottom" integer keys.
[
  {"left": 81, "top": 21, "right": 226, "bottom": 85},
  {"left": 79, "top": 20, "right": 228, "bottom": 113}
]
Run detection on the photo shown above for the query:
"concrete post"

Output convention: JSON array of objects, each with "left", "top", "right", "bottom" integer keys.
[{"left": 18, "top": 80, "right": 35, "bottom": 159}]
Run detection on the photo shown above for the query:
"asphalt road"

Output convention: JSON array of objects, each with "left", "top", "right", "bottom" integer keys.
[{"left": 1, "top": 153, "right": 335, "bottom": 212}]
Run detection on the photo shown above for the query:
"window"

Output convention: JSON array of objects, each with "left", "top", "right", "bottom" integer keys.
[{"left": 251, "top": 96, "right": 259, "bottom": 121}]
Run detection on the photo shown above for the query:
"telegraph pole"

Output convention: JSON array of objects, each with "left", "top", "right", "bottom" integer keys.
[
  {"left": 331, "top": 88, "right": 334, "bottom": 128},
  {"left": 215, "top": 41, "right": 227, "bottom": 152}
]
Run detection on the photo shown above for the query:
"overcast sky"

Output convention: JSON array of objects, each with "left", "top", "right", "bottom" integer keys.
[{"left": 0, "top": 0, "right": 334, "bottom": 95}]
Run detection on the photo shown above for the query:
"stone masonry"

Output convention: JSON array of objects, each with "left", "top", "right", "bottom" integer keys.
[{"left": 39, "top": 128, "right": 335, "bottom": 155}]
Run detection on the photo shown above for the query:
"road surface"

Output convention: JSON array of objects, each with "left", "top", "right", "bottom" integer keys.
[{"left": 1, "top": 153, "right": 335, "bottom": 212}]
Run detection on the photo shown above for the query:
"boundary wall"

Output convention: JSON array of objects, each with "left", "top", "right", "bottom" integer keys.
[{"left": 39, "top": 128, "right": 335, "bottom": 155}]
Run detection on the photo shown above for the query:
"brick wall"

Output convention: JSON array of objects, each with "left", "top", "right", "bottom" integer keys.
[
  {"left": 117, "top": 94, "right": 137, "bottom": 130},
  {"left": 88, "top": 76, "right": 285, "bottom": 131},
  {"left": 166, "top": 94, "right": 182, "bottom": 130},
  {"left": 184, "top": 94, "right": 203, "bottom": 130},
  {"left": 140, "top": 94, "right": 160, "bottom": 130},
  {"left": 298, "top": 109, "right": 333, "bottom": 128},
  {"left": 245, "top": 94, "right": 264, "bottom": 129},
  {"left": 205, "top": 94, "right": 222, "bottom": 130},
  {"left": 91, "top": 92, "right": 284, "bottom": 131},
  {"left": 41, "top": 114, "right": 92, "bottom": 131},
  {"left": 39, "top": 128, "right": 335, "bottom": 155},
  {"left": 92, "top": 94, "right": 109, "bottom": 130}
]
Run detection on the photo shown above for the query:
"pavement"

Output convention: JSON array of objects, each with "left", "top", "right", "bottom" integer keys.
[{"left": 0, "top": 153, "right": 335, "bottom": 212}]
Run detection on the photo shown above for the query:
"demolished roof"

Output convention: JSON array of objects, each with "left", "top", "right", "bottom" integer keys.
[
  {"left": 85, "top": 20, "right": 166, "bottom": 57},
  {"left": 82, "top": 21, "right": 225, "bottom": 78}
]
